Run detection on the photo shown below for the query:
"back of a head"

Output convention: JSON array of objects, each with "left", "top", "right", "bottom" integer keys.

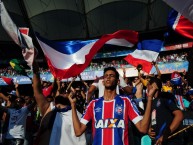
[
  {"left": 104, "top": 67, "right": 119, "bottom": 79},
  {"left": 149, "top": 77, "right": 162, "bottom": 92},
  {"left": 55, "top": 95, "right": 70, "bottom": 106}
]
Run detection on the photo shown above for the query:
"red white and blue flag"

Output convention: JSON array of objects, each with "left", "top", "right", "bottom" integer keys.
[
  {"left": 163, "top": 0, "right": 193, "bottom": 23},
  {"left": 168, "top": 9, "right": 193, "bottom": 39},
  {"left": 0, "top": 1, "right": 37, "bottom": 69},
  {"left": 1, "top": 76, "right": 14, "bottom": 85},
  {"left": 170, "top": 71, "right": 182, "bottom": 86},
  {"left": 36, "top": 30, "right": 138, "bottom": 79},
  {"left": 124, "top": 39, "right": 163, "bottom": 74}
]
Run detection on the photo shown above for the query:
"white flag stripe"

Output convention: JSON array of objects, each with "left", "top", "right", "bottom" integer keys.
[
  {"left": 1, "top": 2, "right": 19, "bottom": 45},
  {"left": 37, "top": 38, "right": 95, "bottom": 69},
  {"left": 173, "top": 12, "right": 181, "bottom": 30},
  {"left": 106, "top": 38, "right": 134, "bottom": 47},
  {"left": 130, "top": 49, "right": 159, "bottom": 62},
  {"left": 1, "top": 2, "right": 36, "bottom": 69}
]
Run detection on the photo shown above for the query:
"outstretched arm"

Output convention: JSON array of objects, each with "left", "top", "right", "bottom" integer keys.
[
  {"left": 66, "top": 76, "right": 77, "bottom": 92},
  {"left": 152, "top": 61, "right": 161, "bottom": 79},
  {"left": 79, "top": 75, "right": 89, "bottom": 90},
  {"left": 135, "top": 83, "right": 158, "bottom": 133},
  {"left": 32, "top": 61, "right": 50, "bottom": 116},
  {"left": 15, "top": 83, "right": 21, "bottom": 97},
  {"left": 86, "top": 85, "right": 96, "bottom": 103},
  {"left": 0, "top": 93, "right": 9, "bottom": 102}
]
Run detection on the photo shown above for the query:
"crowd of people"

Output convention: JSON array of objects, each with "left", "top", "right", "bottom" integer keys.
[
  {"left": 0, "top": 58, "right": 192, "bottom": 145},
  {"left": 0, "top": 52, "right": 188, "bottom": 77}
]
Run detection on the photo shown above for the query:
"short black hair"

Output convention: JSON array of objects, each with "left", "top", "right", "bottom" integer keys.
[
  {"left": 104, "top": 67, "right": 119, "bottom": 79},
  {"left": 149, "top": 77, "right": 162, "bottom": 91},
  {"left": 55, "top": 95, "right": 70, "bottom": 106},
  {"left": 9, "top": 95, "right": 17, "bottom": 102}
]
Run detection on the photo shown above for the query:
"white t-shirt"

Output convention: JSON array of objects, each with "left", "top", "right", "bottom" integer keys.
[
  {"left": 92, "top": 75, "right": 127, "bottom": 98},
  {"left": 6, "top": 107, "right": 29, "bottom": 139},
  {"left": 49, "top": 109, "right": 86, "bottom": 145}
]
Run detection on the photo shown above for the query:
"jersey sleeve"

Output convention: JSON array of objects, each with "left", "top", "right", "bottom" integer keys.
[
  {"left": 80, "top": 101, "right": 94, "bottom": 125},
  {"left": 126, "top": 97, "right": 143, "bottom": 124}
]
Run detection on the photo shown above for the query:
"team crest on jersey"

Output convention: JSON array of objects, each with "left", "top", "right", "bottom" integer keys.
[
  {"left": 115, "top": 104, "right": 123, "bottom": 115},
  {"left": 156, "top": 99, "right": 161, "bottom": 107}
]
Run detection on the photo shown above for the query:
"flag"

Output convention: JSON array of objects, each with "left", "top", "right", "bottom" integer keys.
[
  {"left": 124, "top": 39, "right": 163, "bottom": 74},
  {"left": 1, "top": 76, "right": 14, "bottom": 85},
  {"left": 170, "top": 71, "right": 182, "bottom": 86},
  {"left": 0, "top": 1, "right": 36, "bottom": 69},
  {"left": 9, "top": 59, "right": 28, "bottom": 77},
  {"left": 36, "top": 30, "right": 138, "bottom": 79},
  {"left": 175, "top": 94, "right": 185, "bottom": 110},
  {"left": 163, "top": 0, "right": 193, "bottom": 23},
  {"left": 168, "top": 9, "right": 193, "bottom": 39}
]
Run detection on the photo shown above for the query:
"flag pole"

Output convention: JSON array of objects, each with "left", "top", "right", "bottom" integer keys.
[{"left": 168, "top": 124, "right": 193, "bottom": 139}]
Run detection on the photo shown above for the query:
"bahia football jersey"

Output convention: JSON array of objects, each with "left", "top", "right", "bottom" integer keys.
[{"left": 81, "top": 95, "right": 143, "bottom": 145}]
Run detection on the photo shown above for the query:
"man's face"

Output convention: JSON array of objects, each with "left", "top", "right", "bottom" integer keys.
[
  {"left": 166, "top": 81, "right": 171, "bottom": 86},
  {"left": 103, "top": 70, "right": 118, "bottom": 90},
  {"left": 15, "top": 98, "right": 24, "bottom": 108},
  {"left": 24, "top": 96, "right": 31, "bottom": 105}
]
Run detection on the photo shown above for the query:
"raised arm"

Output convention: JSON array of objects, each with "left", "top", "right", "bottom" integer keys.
[
  {"left": 0, "top": 92, "right": 9, "bottom": 102},
  {"left": 135, "top": 83, "right": 157, "bottom": 133},
  {"left": 32, "top": 61, "right": 50, "bottom": 116},
  {"left": 152, "top": 61, "right": 161, "bottom": 79},
  {"left": 68, "top": 92, "right": 87, "bottom": 136},
  {"left": 66, "top": 76, "right": 77, "bottom": 92},
  {"left": 79, "top": 75, "right": 89, "bottom": 89},
  {"left": 86, "top": 85, "right": 96, "bottom": 103},
  {"left": 55, "top": 78, "right": 61, "bottom": 97},
  {"left": 15, "top": 83, "right": 21, "bottom": 97}
]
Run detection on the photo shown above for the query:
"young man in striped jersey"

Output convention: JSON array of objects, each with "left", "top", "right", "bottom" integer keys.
[{"left": 69, "top": 67, "right": 157, "bottom": 145}]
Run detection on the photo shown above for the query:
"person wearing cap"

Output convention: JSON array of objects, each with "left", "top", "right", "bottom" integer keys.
[{"left": 0, "top": 89, "right": 35, "bottom": 145}]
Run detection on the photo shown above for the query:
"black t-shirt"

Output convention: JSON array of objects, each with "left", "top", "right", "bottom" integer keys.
[{"left": 151, "top": 92, "right": 179, "bottom": 141}]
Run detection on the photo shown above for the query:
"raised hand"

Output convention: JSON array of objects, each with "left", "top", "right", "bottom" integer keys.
[{"left": 68, "top": 91, "right": 76, "bottom": 106}]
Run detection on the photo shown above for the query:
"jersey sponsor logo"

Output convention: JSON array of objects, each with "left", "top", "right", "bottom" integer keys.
[
  {"left": 95, "top": 119, "right": 125, "bottom": 129},
  {"left": 95, "top": 107, "right": 102, "bottom": 113}
]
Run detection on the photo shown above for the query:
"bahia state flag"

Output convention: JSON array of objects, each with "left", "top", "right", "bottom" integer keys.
[
  {"left": 36, "top": 30, "right": 138, "bottom": 79},
  {"left": 0, "top": 1, "right": 37, "bottom": 69},
  {"left": 124, "top": 39, "right": 163, "bottom": 74},
  {"left": 168, "top": 9, "right": 193, "bottom": 39},
  {"left": 163, "top": 0, "right": 193, "bottom": 23}
]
